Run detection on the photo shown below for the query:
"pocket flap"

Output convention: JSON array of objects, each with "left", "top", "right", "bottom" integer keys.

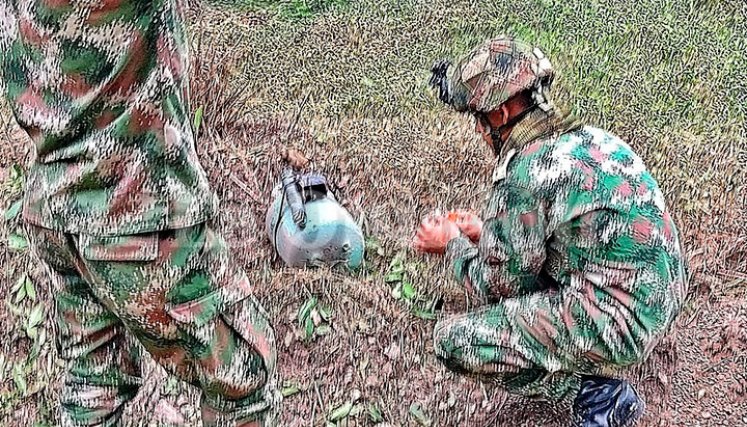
[
  {"left": 166, "top": 273, "right": 254, "bottom": 328},
  {"left": 79, "top": 233, "right": 159, "bottom": 262}
]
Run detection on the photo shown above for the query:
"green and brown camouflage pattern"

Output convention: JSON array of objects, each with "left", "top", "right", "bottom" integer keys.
[
  {"left": 437, "top": 124, "right": 689, "bottom": 401},
  {"left": 28, "top": 223, "right": 281, "bottom": 426},
  {"left": 0, "top": 0, "right": 218, "bottom": 236},
  {"left": 446, "top": 36, "right": 555, "bottom": 113}
]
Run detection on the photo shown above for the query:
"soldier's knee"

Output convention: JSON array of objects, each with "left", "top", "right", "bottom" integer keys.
[
  {"left": 433, "top": 319, "right": 456, "bottom": 357},
  {"left": 205, "top": 357, "right": 270, "bottom": 401},
  {"left": 434, "top": 317, "right": 486, "bottom": 376},
  {"left": 434, "top": 318, "right": 471, "bottom": 369},
  {"left": 201, "top": 315, "right": 276, "bottom": 402},
  {"left": 599, "top": 330, "right": 658, "bottom": 368}
]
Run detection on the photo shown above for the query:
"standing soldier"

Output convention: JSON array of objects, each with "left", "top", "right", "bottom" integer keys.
[
  {"left": 0, "top": 1, "right": 280, "bottom": 426},
  {"left": 415, "top": 36, "right": 688, "bottom": 427}
]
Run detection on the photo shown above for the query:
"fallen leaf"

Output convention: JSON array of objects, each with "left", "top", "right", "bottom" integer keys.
[
  {"left": 286, "top": 148, "right": 309, "bottom": 169},
  {"left": 9, "top": 233, "right": 28, "bottom": 251},
  {"left": 298, "top": 297, "right": 318, "bottom": 325},
  {"left": 281, "top": 384, "right": 302, "bottom": 398},
  {"left": 328, "top": 401, "right": 353, "bottom": 422},
  {"left": 25, "top": 277, "right": 36, "bottom": 301},
  {"left": 368, "top": 404, "right": 384, "bottom": 423},
  {"left": 4, "top": 199, "right": 22, "bottom": 221},
  {"left": 409, "top": 403, "right": 432, "bottom": 426},
  {"left": 385, "top": 341, "right": 400, "bottom": 361},
  {"left": 13, "top": 364, "right": 27, "bottom": 396},
  {"left": 28, "top": 303, "right": 44, "bottom": 329}
]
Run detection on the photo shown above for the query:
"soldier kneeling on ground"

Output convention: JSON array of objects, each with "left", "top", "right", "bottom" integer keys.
[{"left": 413, "top": 36, "right": 689, "bottom": 427}]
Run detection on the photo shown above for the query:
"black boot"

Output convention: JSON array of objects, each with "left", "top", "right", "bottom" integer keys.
[{"left": 572, "top": 375, "right": 645, "bottom": 427}]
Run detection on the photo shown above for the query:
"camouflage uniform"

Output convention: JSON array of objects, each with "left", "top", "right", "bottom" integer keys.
[
  {"left": 0, "top": 1, "right": 280, "bottom": 425},
  {"left": 431, "top": 38, "right": 689, "bottom": 402}
]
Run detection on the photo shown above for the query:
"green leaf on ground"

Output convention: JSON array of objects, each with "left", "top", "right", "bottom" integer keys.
[
  {"left": 410, "top": 403, "right": 432, "bottom": 426},
  {"left": 281, "top": 383, "right": 302, "bottom": 398},
  {"left": 4, "top": 199, "right": 22, "bottom": 221},
  {"left": 13, "top": 364, "right": 27, "bottom": 396},
  {"left": 298, "top": 297, "right": 318, "bottom": 325},
  {"left": 9, "top": 233, "right": 28, "bottom": 251},
  {"left": 384, "top": 271, "right": 403, "bottom": 283},
  {"left": 412, "top": 307, "right": 437, "bottom": 320},
  {"left": 317, "top": 305, "right": 333, "bottom": 321},
  {"left": 365, "top": 237, "right": 385, "bottom": 257},
  {"left": 328, "top": 401, "right": 353, "bottom": 421},
  {"left": 28, "top": 303, "right": 44, "bottom": 329},
  {"left": 315, "top": 324, "right": 332, "bottom": 336},
  {"left": 193, "top": 106, "right": 204, "bottom": 135},
  {"left": 304, "top": 316, "right": 315, "bottom": 340},
  {"left": 9, "top": 164, "right": 25, "bottom": 190},
  {"left": 401, "top": 282, "right": 417, "bottom": 300},
  {"left": 25, "top": 277, "right": 36, "bottom": 301},
  {"left": 14, "top": 281, "right": 27, "bottom": 304},
  {"left": 368, "top": 404, "right": 384, "bottom": 422}
]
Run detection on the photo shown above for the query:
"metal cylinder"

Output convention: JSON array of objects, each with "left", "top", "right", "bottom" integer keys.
[
  {"left": 281, "top": 168, "right": 306, "bottom": 229},
  {"left": 266, "top": 172, "right": 365, "bottom": 271}
]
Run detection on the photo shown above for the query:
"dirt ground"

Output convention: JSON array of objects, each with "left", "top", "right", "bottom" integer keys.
[{"left": 1, "top": 1, "right": 746, "bottom": 426}]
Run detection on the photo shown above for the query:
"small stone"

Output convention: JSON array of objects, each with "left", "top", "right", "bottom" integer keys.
[
  {"left": 697, "top": 389, "right": 706, "bottom": 399},
  {"left": 447, "top": 391, "right": 456, "bottom": 407},
  {"left": 311, "top": 309, "right": 322, "bottom": 327},
  {"left": 283, "top": 331, "right": 294, "bottom": 348},
  {"left": 384, "top": 341, "right": 400, "bottom": 361},
  {"left": 701, "top": 411, "right": 711, "bottom": 419}
]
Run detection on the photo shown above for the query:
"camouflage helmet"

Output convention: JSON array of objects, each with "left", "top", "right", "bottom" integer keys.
[{"left": 430, "top": 36, "right": 555, "bottom": 114}]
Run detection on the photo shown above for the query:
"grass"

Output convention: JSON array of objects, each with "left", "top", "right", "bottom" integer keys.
[
  {"left": 201, "top": 0, "right": 351, "bottom": 19},
  {"left": 0, "top": 0, "right": 746, "bottom": 425},
  {"left": 193, "top": 0, "right": 746, "bottom": 222}
]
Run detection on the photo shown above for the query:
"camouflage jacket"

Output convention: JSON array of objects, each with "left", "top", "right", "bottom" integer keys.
[
  {"left": 447, "top": 123, "right": 689, "bottom": 322},
  {"left": 0, "top": 0, "right": 218, "bottom": 236}
]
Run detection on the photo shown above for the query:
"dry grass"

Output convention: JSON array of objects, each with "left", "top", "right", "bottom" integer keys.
[{"left": 1, "top": 0, "right": 746, "bottom": 426}]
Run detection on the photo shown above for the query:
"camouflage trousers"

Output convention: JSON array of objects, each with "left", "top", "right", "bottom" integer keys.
[
  {"left": 433, "top": 286, "right": 661, "bottom": 402},
  {"left": 27, "top": 222, "right": 281, "bottom": 427}
]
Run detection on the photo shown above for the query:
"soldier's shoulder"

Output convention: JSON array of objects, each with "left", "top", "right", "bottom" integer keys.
[
  {"left": 503, "top": 135, "right": 578, "bottom": 189},
  {"left": 505, "top": 126, "right": 620, "bottom": 190},
  {"left": 510, "top": 126, "right": 594, "bottom": 171},
  {"left": 516, "top": 125, "right": 600, "bottom": 159},
  {"left": 572, "top": 126, "right": 638, "bottom": 151}
]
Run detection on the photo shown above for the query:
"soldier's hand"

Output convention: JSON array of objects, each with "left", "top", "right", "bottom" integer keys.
[
  {"left": 448, "top": 210, "right": 483, "bottom": 243},
  {"left": 413, "top": 214, "right": 462, "bottom": 254}
]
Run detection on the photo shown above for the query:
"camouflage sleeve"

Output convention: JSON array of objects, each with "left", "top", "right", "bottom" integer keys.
[
  {"left": 445, "top": 235, "right": 480, "bottom": 284},
  {"left": 446, "top": 183, "right": 547, "bottom": 301}
]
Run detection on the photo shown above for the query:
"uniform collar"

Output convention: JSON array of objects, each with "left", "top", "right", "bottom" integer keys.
[{"left": 497, "top": 106, "right": 581, "bottom": 159}]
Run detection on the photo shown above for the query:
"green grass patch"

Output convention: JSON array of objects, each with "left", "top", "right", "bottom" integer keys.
[{"left": 204, "top": 0, "right": 350, "bottom": 19}]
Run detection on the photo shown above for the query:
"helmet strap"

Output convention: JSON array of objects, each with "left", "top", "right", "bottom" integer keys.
[{"left": 488, "top": 102, "right": 540, "bottom": 155}]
